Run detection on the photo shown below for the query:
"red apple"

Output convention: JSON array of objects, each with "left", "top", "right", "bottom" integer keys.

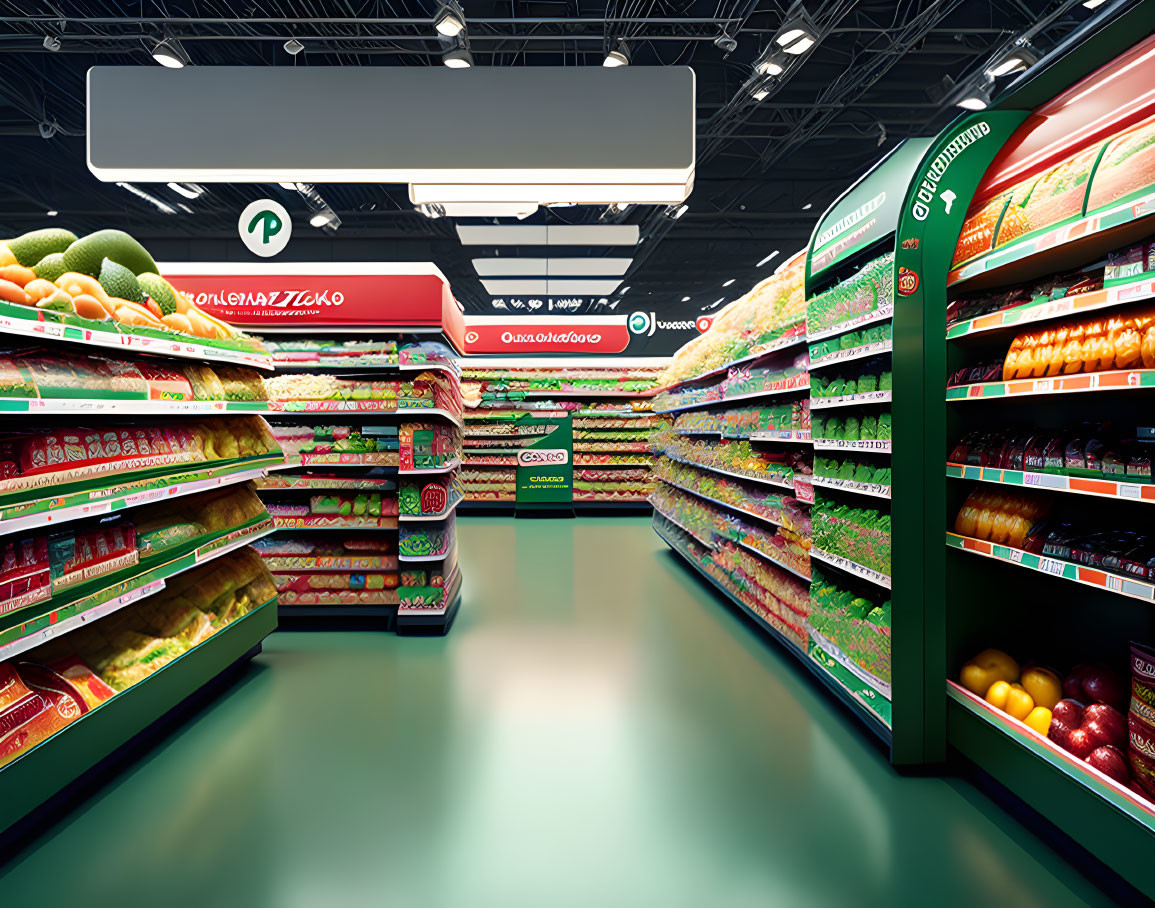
[
  {"left": 1052, "top": 698, "right": 1085, "bottom": 727},
  {"left": 1082, "top": 667, "right": 1127, "bottom": 709},
  {"left": 1087, "top": 745, "right": 1130, "bottom": 785},
  {"left": 1063, "top": 665, "right": 1091, "bottom": 700},
  {"left": 1048, "top": 718, "right": 1075, "bottom": 750},
  {"left": 1067, "top": 728, "right": 1097, "bottom": 760},
  {"left": 1083, "top": 704, "right": 1127, "bottom": 747}
]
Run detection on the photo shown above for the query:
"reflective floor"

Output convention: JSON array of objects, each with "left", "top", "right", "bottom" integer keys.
[{"left": 0, "top": 517, "right": 1112, "bottom": 907}]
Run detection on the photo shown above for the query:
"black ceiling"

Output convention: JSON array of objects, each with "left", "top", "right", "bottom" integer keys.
[{"left": 0, "top": 1, "right": 1127, "bottom": 313}]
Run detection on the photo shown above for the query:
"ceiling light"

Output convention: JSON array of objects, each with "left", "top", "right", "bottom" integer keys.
[
  {"left": 619, "top": 285, "right": 630, "bottom": 295},
  {"left": 439, "top": 202, "right": 539, "bottom": 218},
  {"left": 167, "top": 181, "right": 203, "bottom": 199},
  {"left": 669, "top": 203, "right": 688, "bottom": 220},
  {"left": 756, "top": 249, "right": 780, "bottom": 267},
  {"left": 604, "top": 42, "right": 630, "bottom": 68},
  {"left": 115, "top": 181, "right": 177, "bottom": 214},
  {"left": 151, "top": 37, "right": 189, "bottom": 68},
  {"left": 45, "top": 210, "right": 57, "bottom": 217},
  {"left": 443, "top": 48, "right": 473, "bottom": 68},
  {"left": 42, "top": 35, "right": 61, "bottom": 52},
  {"left": 546, "top": 201, "right": 577, "bottom": 208},
  {"left": 277, "top": 182, "right": 299, "bottom": 190},
  {"left": 987, "top": 45, "right": 1039, "bottom": 78},
  {"left": 481, "top": 279, "right": 623, "bottom": 296},
  {"left": 435, "top": 4, "right": 466, "bottom": 38},
  {"left": 612, "top": 202, "right": 631, "bottom": 212},
  {"left": 455, "top": 224, "right": 640, "bottom": 246},
  {"left": 1082, "top": 0, "right": 1107, "bottom": 7},
  {"left": 284, "top": 39, "right": 304, "bottom": 56},
  {"left": 713, "top": 298, "right": 725, "bottom": 306},
  {"left": 410, "top": 181, "right": 690, "bottom": 206},
  {"left": 775, "top": 13, "right": 817, "bottom": 55},
  {"left": 722, "top": 278, "right": 735, "bottom": 287},
  {"left": 473, "top": 257, "right": 632, "bottom": 277},
  {"left": 681, "top": 296, "right": 691, "bottom": 302},
  {"left": 309, "top": 212, "right": 332, "bottom": 227},
  {"left": 751, "top": 81, "right": 773, "bottom": 102},
  {"left": 802, "top": 202, "right": 812, "bottom": 210},
  {"left": 714, "top": 34, "right": 738, "bottom": 53},
  {"left": 957, "top": 80, "right": 992, "bottom": 111},
  {"left": 755, "top": 48, "right": 785, "bottom": 76}
]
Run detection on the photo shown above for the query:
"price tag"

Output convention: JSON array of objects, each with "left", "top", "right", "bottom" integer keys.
[
  {"left": 1118, "top": 482, "right": 1142, "bottom": 499},
  {"left": 1039, "top": 557, "right": 1065, "bottom": 576},
  {"left": 1105, "top": 574, "right": 1123, "bottom": 592},
  {"left": 1034, "top": 378, "right": 1052, "bottom": 393},
  {"left": 1023, "top": 471, "right": 1043, "bottom": 486},
  {"left": 1010, "top": 549, "right": 1024, "bottom": 563}
]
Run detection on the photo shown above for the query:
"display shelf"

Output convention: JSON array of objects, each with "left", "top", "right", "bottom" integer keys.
[
  {"left": 0, "top": 302, "right": 273, "bottom": 371},
  {"left": 572, "top": 460, "right": 653, "bottom": 470},
  {"left": 256, "top": 474, "right": 397, "bottom": 491},
  {"left": 948, "top": 188, "right": 1155, "bottom": 287},
  {"left": 812, "top": 438, "right": 892, "bottom": 453},
  {"left": 271, "top": 515, "right": 398, "bottom": 531},
  {"left": 655, "top": 519, "right": 892, "bottom": 744},
  {"left": 0, "top": 457, "right": 281, "bottom": 535},
  {"left": 734, "top": 538, "right": 812, "bottom": 581},
  {"left": 261, "top": 556, "right": 396, "bottom": 572},
  {"left": 945, "top": 531, "right": 1152, "bottom": 603},
  {"left": 0, "top": 600, "right": 275, "bottom": 836},
  {"left": 748, "top": 430, "right": 812, "bottom": 443},
  {"left": 946, "top": 275, "right": 1155, "bottom": 340},
  {"left": 947, "top": 681, "right": 1155, "bottom": 900},
  {"left": 399, "top": 458, "right": 461, "bottom": 475},
  {"left": 0, "top": 399, "right": 271, "bottom": 416},
  {"left": 810, "top": 390, "right": 892, "bottom": 409},
  {"left": 279, "top": 605, "right": 396, "bottom": 620},
  {"left": 0, "top": 518, "right": 274, "bottom": 662},
  {"left": 946, "top": 368, "right": 1155, "bottom": 401},
  {"left": 811, "top": 475, "right": 892, "bottom": 500},
  {"left": 272, "top": 454, "right": 397, "bottom": 470},
  {"left": 396, "top": 586, "right": 461, "bottom": 634},
  {"left": 810, "top": 547, "right": 891, "bottom": 590},
  {"left": 809, "top": 339, "right": 893, "bottom": 370},
  {"left": 657, "top": 449, "right": 795, "bottom": 491},
  {"left": 946, "top": 462, "right": 1155, "bottom": 502},
  {"left": 398, "top": 542, "right": 456, "bottom": 563},
  {"left": 268, "top": 401, "right": 463, "bottom": 426},
  {"left": 654, "top": 473, "right": 795, "bottom": 530},
  {"left": 399, "top": 490, "right": 464, "bottom": 522},
  {"left": 648, "top": 331, "right": 807, "bottom": 394},
  {"left": 806, "top": 304, "right": 894, "bottom": 342},
  {"left": 653, "top": 375, "right": 810, "bottom": 415},
  {"left": 475, "top": 389, "right": 655, "bottom": 400}
]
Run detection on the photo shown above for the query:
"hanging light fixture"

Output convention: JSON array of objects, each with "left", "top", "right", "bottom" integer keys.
[
  {"left": 775, "top": 8, "right": 817, "bottom": 56},
  {"left": 754, "top": 47, "right": 786, "bottom": 76},
  {"left": 434, "top": 2, "right": 466, "bottom": 38},
  {"left": 986, "top": 44, "right": 1039, "bottom": 78},
  {"left": 151, "top": 37, "right": 190, "bottom": 68},
  {"left": 957, "top": 78, "right": 993, "bottom": 111},
  {"left": 443, "top": 46, "right": 473, "bottom": 68},
  {"left": 603, "top": 41, "right": 630, "bottom": 68}
]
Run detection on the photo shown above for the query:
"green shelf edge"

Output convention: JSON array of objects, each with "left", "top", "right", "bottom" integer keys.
[{"left": 0, "top": 601, "right": 276, "bottom": 836}]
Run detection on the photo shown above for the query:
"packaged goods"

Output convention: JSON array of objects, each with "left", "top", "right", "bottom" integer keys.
[
  {"left": 812, "top": 499, "right": 891, "bottom": 575},
  {"left": 0, "top": 661, "right": 89, "bottom": 768}
]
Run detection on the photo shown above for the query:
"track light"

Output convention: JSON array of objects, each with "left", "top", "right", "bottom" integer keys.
[
  {"left": 42, "top": 35, "right": 61, "bottom": 52},
  {"left": 775, "top": 11, "right": 817, "bottom": 55},
  {"left": 750, "top": 76, "right": 775, "bottom": 102},
  {"left": 443, "top": 47, "right": 473, "bottom": 68},
  {"left": 435, "top": 3, "right": 466, "bottom": 38},
  {"left": 167, "top": 182, "right": 203, "bottom": 199},
  {"left": 957, "top": 78, "right": 993, "bottom": 111},
  {"left": 1082, "top": 0, "right": 1107, "bottom": 7},
  {"left": 284, "top": 38, "right": 304, "bottom": 56},
  {"left": 755, "top": 47, "right": 785, "bottom": 76},
  {"left": 987, "top": 44, "right": 1039, "bottom": 77},
  {"left": 604, "top": 41, "right": 630, "bottom": 68},
  {"left": 151, "top": 37, "right": 190, "bottom": 68},
  {"left": 668, "top": 203, "right": 688, "bottom": 220}
]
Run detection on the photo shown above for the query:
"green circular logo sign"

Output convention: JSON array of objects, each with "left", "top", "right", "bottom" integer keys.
[{"left": 239, "top": 198, "right": 291, "bottom": 257}]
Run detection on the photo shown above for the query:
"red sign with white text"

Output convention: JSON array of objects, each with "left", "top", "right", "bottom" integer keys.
[{"left": 462, "top": 316, "right": 630, "bottom": 354}]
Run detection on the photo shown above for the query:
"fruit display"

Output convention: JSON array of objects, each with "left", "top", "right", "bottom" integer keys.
[
  {"left": 656, "top": 251, "right": 806, "bottom": 387},
  {"left": 998, "top": 306, "right": 1155, "bottom": 380},
  {"left": 806, "top": 252, "right": 894, "bottom": 336},
  {"left": 946, "top": 262, "right": 1104, "bottom": 329},
  {"left": 951, "top": 488, "right": 1049, "bottom": 547},
  {"left": 0, "top": 228, "right": 261, "bottom": 353},
  {"left": 808, "top": 321, "right": 892, "bottom": 362},
  {"left": 652, "top": 456, "right": 808, "bottom": 533},
  {"left": 0, "top": 548, "right": 274, "bottom": 769},
  {"left": 812, "top": 500, "right": 891, "bottom": 576},
  {"left": 808, "top": 570, "right": 891, "bottom": 685},
  {"left": 652, "top": 351, "right": 809, "bottom": 412}
]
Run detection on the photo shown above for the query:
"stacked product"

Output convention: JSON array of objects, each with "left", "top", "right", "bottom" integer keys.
[
  {"left": 461, "top": 364, "right": 658, "bottom": 507},
  {"left": 253, "top": 338, "right": 464, "bottom": 631},
  {"left": 0, "top": 223, "right": 281, "bottom": 836}
]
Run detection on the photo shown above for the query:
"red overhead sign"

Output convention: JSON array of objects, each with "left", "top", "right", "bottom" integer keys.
[
  {"left": 157, "top": 262, "right": 466, "bottom": 352},
  {"left": 462, "top": 316, "right": 631, "bottom": 354}
]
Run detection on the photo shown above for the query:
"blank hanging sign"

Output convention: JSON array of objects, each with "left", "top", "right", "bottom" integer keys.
[{"left": 86, "top": 66, "right": 695, "bottom": 189}]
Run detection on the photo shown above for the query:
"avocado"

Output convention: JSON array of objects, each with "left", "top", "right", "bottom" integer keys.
[
  {"left": 31, "top": 252, "right": 68, "bottom": 282},
  {"left": 98, "top": 258, "right": 144, "bottom": 304},
  {"left": 8, "top": 228, "right": 78, "bottom": 267},
  {"left": 137, "top": 272, "right": 179, "bottom": 316},
  {"left": 61, "top": 229, "right": 158, "bottom": 277}
]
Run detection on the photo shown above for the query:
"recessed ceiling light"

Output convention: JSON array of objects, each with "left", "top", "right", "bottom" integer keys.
[
  {"left": 45, "top": 209, "right": 58, "bottom": 217},
  {"left": 722, "top": 278, "right": 735, "bottom": 286},
  {"left": 756, "top": 249, "right": 780, "bottom": 267},
  {"left": 604, "top": 42, "right": 630, "bottom": 68},
  {"left": 681, "top": 296, "right": 691, "bottom": 302},
  {"left": 435, "top": 4, "right": 466, "bottom": 37},
  {"left": 802, "top": 202, "right": 812, "bottom": 210},
  {"left": 167, "top": 182, "right": 203, "bottom": 199},
  {"left": 443, "top": 48, "right": 473, "bottom": 68},
  {"left": 151, "top": 37, "right": 189, "bottom": 68}
]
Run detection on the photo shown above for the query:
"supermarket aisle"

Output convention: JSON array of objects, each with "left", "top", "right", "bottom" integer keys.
[{"left": 0, "top": 518, "right": 1111, "bottom": 907}]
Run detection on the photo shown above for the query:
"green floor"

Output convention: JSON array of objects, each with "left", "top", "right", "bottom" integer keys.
[{"left": 0, "top": 517, "right": 1113, "bottom": 906}]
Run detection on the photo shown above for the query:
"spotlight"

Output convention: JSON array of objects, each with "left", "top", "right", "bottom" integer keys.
[
  {"left": 151, "top": 37, "right": 190, "bottom": 68},
  {"left": 284, "top": 39, "right": 304, "bottom": 56},
  {"left": 755, "top": 48, "right": 785, "bottom": 76},
  {"left": 604, "top": 41, "right": 630, "bottom": 68},
  {"left": 714, "top": 34, "right": 738, "bottom": 53},
  {"left": 46, "top": 210, "right": 58, "bottom": 217},
  {"left": 42, "top": 35, "right": 61, "bottom": 52},
  {"left": 750, "top": 77, "right": 775, "bottom": 102},
  {"left": 443, "top": 47, "right": 473, "bottom": 68},
  {"left": 775, "top": 10, "right": 817, "bottom": 55},
  {"left": 309, "top": 212, "right": 332, "bottom": 228},
  {"left": 957, "top": 79, "right": 992, "bottom": 111},
  {"left": 986, "top": 44, "right": 1039, "bottom": 77},
  {"left": 668, "top": 204, "right": 688, "bottom": 220},
  {"left": 435, "top": 3, "right": 466, "bottom": 38}
]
